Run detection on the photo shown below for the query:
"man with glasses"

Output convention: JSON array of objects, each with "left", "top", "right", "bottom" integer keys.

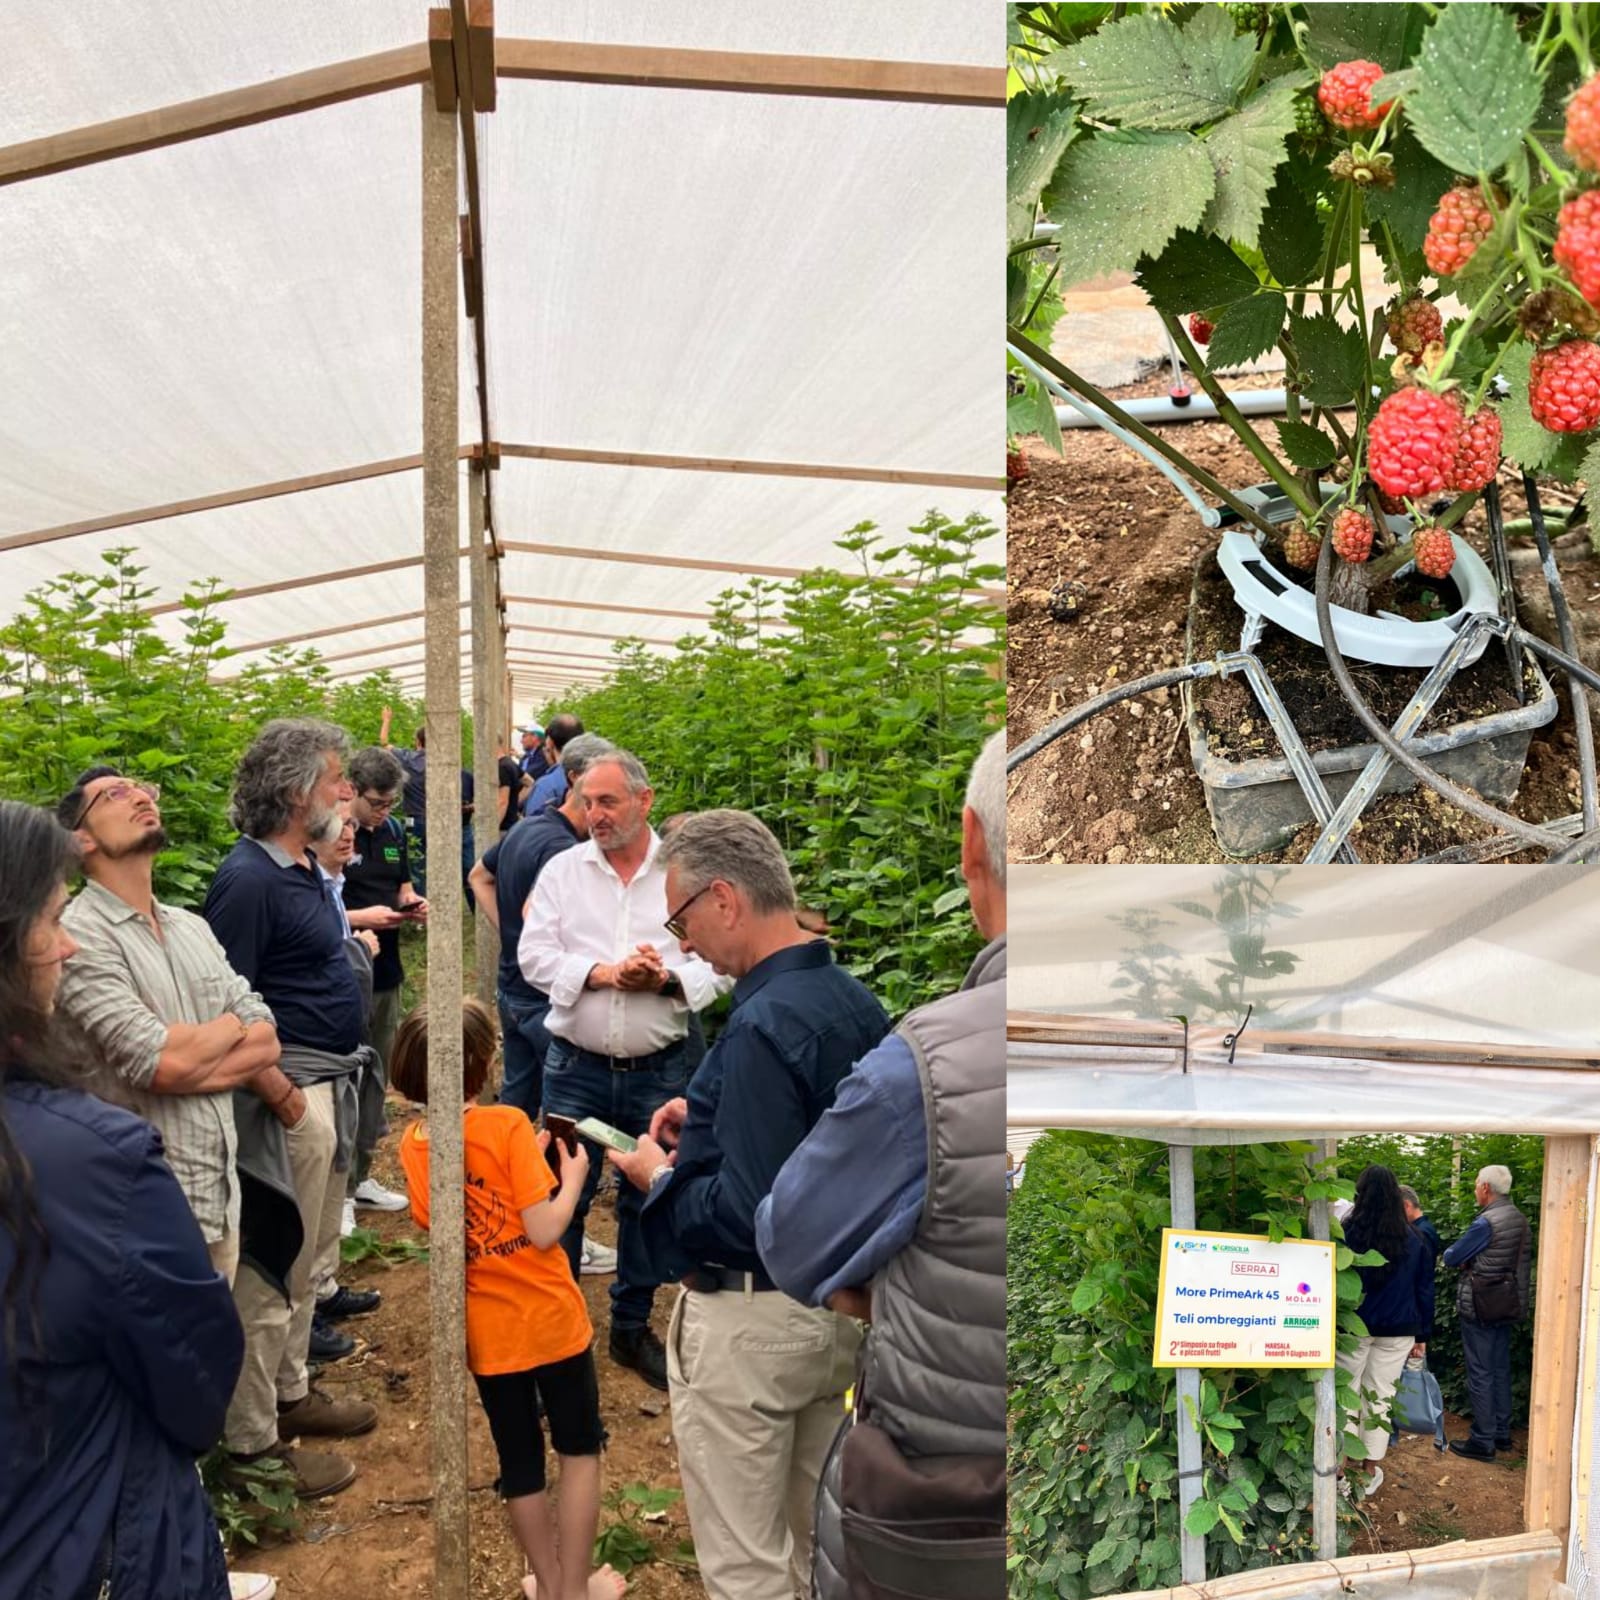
[
  {"left": 338, "top": 747, "right": 427, "bottom": 1218},
  {"left": 518, "top": 750, "right": 727, "bottom": 1389}
]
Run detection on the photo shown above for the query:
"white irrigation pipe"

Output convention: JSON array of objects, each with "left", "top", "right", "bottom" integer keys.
[{"left": 1057, "top": 389, "right": 1339, "bottom": 427}]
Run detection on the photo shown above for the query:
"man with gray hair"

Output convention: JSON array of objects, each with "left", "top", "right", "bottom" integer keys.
[
  {"left": 606, "top": 809, "right": 890, "bottom": 1600},
  {"left": 518, "top": 750, "right": 728, "bottom": 1389},
  {"left": 756, "top": 728, "right": 1007, "bottom": 1600},
  {"left": 1399, "top": 1184, "right": 1442, "bottom": 1262},
  {"left": 1444, "top": 1164, "right": 1531, "bottom": 1461},
  {"left": 204, "top": 719, "right": 379, "bottom": 1501}
]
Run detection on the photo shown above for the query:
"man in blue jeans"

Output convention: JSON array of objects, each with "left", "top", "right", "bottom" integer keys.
[{"left": 518, "top": 750, "right": 727, "bottom": 1389}]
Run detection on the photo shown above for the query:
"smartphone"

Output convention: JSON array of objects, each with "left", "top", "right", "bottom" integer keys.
[
  {"left": 575, "top": 1116, "right": 638, "bottom": 1154},
  {"left": 397, "top": 902, "right": 426, "bottom": 918},
  {"left": 543, "top": 1112, "right": 580, "bottom": 1155}
]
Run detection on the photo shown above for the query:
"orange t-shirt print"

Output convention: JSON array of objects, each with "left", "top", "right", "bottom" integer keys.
[{"left": 399, "top": 1104, "right": 593, "bottom": 1376}]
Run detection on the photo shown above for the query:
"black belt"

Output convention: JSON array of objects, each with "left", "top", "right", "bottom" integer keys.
[
  {"left": 567, "top": 1043, "right": 681, "bottom": 1074},
  {"left": 684, "top": 1265, "right": 780, "bottom": 1294}
]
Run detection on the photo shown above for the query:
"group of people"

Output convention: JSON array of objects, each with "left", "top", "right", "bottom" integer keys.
[
  {"left": 0, "top": 711, "right": 1006, "bottom": 1600},
  {"left": 1335, "top": 1162, "right": 1532, "bottom": 1499}
]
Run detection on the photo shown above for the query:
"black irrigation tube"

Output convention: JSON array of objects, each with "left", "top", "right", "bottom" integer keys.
[
  {"left": 1005, "top": 661, "right": 1224, "bottom": 774},
  {"left": 1512, "top": 628, "right": 1600, "bottom": 698},
  {"left": 1312, "top": 533, "right": 1569, "bottom": 854},
  {"left": 1548, "top": 828, "right": 1600, "bottom": 864},
  {"left": 1524, "top": 473, "right": 1600, "bottom": 834}
]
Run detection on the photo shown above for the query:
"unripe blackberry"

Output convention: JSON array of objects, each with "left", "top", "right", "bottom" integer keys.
[
  {"left": 1282, "top": 522, "right": 1323, "bottom": 571},
  {"left": 1007, "top": 447, "right": 1028, "bottom": 486},
  {"left": 1226, "top": 1, "right": 1270, "bottom": 32},
  {"left": 1565, "top": 74, "right": 1600, "bottom": 171},
  {"left": 1530, "top": 339, "right": 1600, "bottom": 433},
  {"left": 1386, "top": 296, "right": 1444, "bottom": 356},
  {"left": 1317, "top": 60, "right": 1392, "bottom": 131},
  {"left": 1294, "top": 96, "right": 1326, "bottom": 142},
  {"left": 1555, "top": 189, "right": 1600, "bottom": 307},
  {"left": 1424, "top": 184, "right": 1497, "bottom": 278},
  {"left": 1188, "top": 313, "right": 1214, "bottom": 346},
  {"left": 1445, "top": 407, "right": 1502, "bottom": 493},
  {"left": 1412, "top": 526, "right": 1456, "bottom": 582},
  {"left": 1367, "top": 388, "right": 1462, "bottom": 499},
  {"left": 1330, "top": 508, "right": 1375, "bottom": 565}
]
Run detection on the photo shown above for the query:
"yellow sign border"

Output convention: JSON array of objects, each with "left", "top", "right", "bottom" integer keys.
[{"left": 1152, "top": 1227, "right": 1338, "bottom": 1370}]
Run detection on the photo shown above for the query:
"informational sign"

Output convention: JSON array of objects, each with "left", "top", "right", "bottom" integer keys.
[{"left": 1152, "top": 1228, "right": 1336, "bottom": 1369}]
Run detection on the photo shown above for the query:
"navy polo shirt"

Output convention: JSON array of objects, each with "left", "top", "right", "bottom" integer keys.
[
  {"left": 203, "top": 837, "right": 364, "bottom": 1054},
  {"left": 480, "top": 805, "right": 581, "bottom": 1004},
  {"left": 342, "top": 817, "right": 412, "bottom": 993},
  {"left": 640, "top": 940, "right": 891, "bottom": 1275}
]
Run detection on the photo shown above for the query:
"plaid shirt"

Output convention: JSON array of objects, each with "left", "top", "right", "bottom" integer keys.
[{"left": 57, "top": 879, "right": 275, "bottom": 1241}]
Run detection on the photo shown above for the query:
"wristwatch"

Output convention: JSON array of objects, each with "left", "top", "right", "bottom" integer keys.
[
  {"left": 659, "top": 971, "right": 683, "bottom": 999},
  {"left": 647, "top": 1163, "right": 673, "bottom": 1190}
]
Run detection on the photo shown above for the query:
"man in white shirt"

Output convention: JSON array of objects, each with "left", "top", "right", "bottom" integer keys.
[{"left": 519, "top": 750, "right": 726, "bottom": 1389}]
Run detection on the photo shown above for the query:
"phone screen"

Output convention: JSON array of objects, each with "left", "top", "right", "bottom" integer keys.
[{"left": 543, "top": 1113, "right": 580, "bottom": 1155}]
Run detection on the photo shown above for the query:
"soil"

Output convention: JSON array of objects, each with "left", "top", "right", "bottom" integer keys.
[
  {"left": 1349, "top": 1412, "right": 1527, "bottom": 1557},
  {"left": 1007, "top": 376, "right": 1600, "bottom": 863},
  {"left": 240, "top": 1122, "right": 703, "bottom": 1600}
]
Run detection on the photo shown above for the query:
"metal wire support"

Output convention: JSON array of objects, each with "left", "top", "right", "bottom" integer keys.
[
  {"left": 1223, "top": 1003, "right": 1253, "bottom": 1062},
  {"left": 1510, "top": 628, "right": 1600, "bottom": 698},
  {"left": 1548, "top": 827, "right": 1600, "bottom": 863},
  {"left": 1482, "top": 482, "right": 1527, "bottom": 706},
  {"left": 1524, "top": 473, "right": 1600, "bottom": 834},
  {"left": 1312, "top": 533, "right": 1568, "bottom": 853},
  {"left": 1302, "top": 612, "right": 1504, "bottom": 864}
]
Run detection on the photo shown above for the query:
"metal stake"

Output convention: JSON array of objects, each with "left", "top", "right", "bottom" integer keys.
[{"left": 1169, "top": 1144, "right": 1206, "bottom": 1585}]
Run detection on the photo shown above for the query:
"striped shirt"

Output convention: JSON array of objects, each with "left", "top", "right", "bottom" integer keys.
[{"left": 56, "top": 878, "right": 275, "bottom": 1242}]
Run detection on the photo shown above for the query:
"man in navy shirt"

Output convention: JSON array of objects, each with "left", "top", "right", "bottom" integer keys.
[
  {"left": 204, "top": 718, "right": 378, "bottom": 1502},
  {"left": 608, "top": 809, "right": 889, "bottom": 1600},
  {"left": 521, "top": 712, "right": 585, "bottom": 816},
  {"left": 519, "top": 722, "right": 550, "bottom": 782},
  {"left": 469, "top": 734, "right": 613, "bottom": 1116}
]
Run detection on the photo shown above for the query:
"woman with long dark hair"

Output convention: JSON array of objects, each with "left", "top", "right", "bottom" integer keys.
[
  {"left": 1337, "top": 1162, "right": 1436, "bottom": 1500},
  {"left": 0, "top": 800, "right": 244, "bottom": 1597}
]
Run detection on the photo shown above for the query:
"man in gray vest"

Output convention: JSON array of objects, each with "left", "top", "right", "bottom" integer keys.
[
  {"left": 1444, "top": 1164, "right": 1531, "bottom": 1461},
  {"left": 756, "top": 729, "right": 1006, "bottom": 1600}
]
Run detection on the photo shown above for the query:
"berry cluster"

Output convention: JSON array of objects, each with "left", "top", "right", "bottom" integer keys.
[
  {"left": 1423, "top": 185, "right": 1496, "bottom": 277},
  {"left": 1316, "top": 60, "right": 1392, "bottom": 131},
  {"left": 1447, "top": 408, "right": 1502, "bottom": 493},
  {"left": 1330, "top": 508, "right": 1375, "bottom": 565},
  {"left": 1412, "top": 526, "right": 1456, "bottom": 582},
  {"left": 1366, "top": 389, "right": 1462, "bottom": 500}
]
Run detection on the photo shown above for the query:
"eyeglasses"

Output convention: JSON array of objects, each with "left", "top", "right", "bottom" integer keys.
[
  {"left": 664, "top": 884, "right": 713, "bottom": 941},
  {"left": 360, "top": 792, "right": 398, "bottom": 813},
  {"left": 77, "top": 780, "right": 160, "bottom": 827}
]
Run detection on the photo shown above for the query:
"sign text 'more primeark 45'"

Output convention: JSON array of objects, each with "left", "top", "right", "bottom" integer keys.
[{"left": 1152, "top": 1228, "right": 1337, "bottom": 1370}]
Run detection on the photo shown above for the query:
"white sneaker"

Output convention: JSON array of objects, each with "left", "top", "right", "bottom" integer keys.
[
  {"left": 580, "top": 1237, "right": 618, "bottom": 1275},
  {"left": 340, "top": 1198, "right": 356, "bottom": 1238},
  {"left": 229, "top": 1575, "right": 277, "bottom": 1600},
  {"left": 353, "top": 1178, "right": 407, "bottom": 1212},
  {"left": 1362, "top": 1466, "right": 1385, "bottom": 1498}
]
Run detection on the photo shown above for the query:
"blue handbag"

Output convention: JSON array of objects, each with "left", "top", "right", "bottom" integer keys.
[{"left": 1390, "top": 1358, "right": 1447, "bottom": 1450}]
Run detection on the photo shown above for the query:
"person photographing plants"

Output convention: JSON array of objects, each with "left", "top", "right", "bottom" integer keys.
[
  {"left": 389, "top": 997, "right": 624, "bottom": 1600},
  {"left": 1336, "top": 1164, "right": 1436, "bottom": 1500}
]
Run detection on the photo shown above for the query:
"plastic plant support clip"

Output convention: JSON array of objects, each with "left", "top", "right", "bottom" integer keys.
[{"left": 1216, "top": 486, "right": 1500, "bottom": 669}]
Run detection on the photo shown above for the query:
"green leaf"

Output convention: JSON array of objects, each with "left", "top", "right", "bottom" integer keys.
[
  {"left": 1183, "top": 1499, "right": 1221, "bottom": 1536},
  {"left": 1205, "top": 1423, "right": 1236, "bottom": 1455},
  {"left": 1071, "top": 1278, "right": 1105, "bottom": 1314},
  {"left": 1500, "top": 341, "right": 1556, "bottom": 473},
  {"left": 1302, "top": 3, "right": 1426, "bottom": 72},
  {"left": 1008, "top": 91, "right": 1080, "bottom": 244},
  {"left": 1085, "top": 1534, "right": 1120, "bottom": 1567},
  {"left": 1578, "top": 436, "right": 1600, "bottom": 495},
  {"left": 1202, "top": 75, "right": 1312, "bottom": 248},
  {"left": 1405, "top": 4, "right": 1541, "bottom": 177},
  {"left": 1207, "top": 292, "right": 1287, "bottom": 370},
  {"left": 1008, "top": 378, "right": 1065, "bottom": 455},
  {"left": 1047, "top": 133, "right": 1216, "bottom": 288},
  {"left": 1135, "top": 229, "right": 1259, "bottom": 316},
  {"left": 1259, "top": 172, "right": 1324, "bottom": 287},
  {"left": 931, "top": 885, "right": 969, "bottom": 917},
  {"left": 1057, "top": 8, "right": 1255, "bottom": 131},
  {"left": 1216, "top": 1504, "right": 1246, "bottom": 1544},
  {"left": 1288, "top": 310, "right": 1366, "bottom": 407},
  {"left": 1365, "top": 130, "right": 1457, "bottom": 259},
  {"left": 1262, "top": 1490, "right": 1295, "bottom": 1513}
]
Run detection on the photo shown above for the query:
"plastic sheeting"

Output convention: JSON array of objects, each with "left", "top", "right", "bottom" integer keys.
[
  {"left": 0, "top": 2, "right": 1002, "bottom": 707},
  {"left": 1011, "top": 865, "right": 1600, "bottom": 1052}
]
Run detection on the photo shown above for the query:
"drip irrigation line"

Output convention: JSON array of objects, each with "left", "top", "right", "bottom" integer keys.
[
  {"left": 1524, "top": 473, "right": 1600, "bottom": 834},
  {"left": 1512, "top": 629, "right": 1600, "bottom": 698},
  {"left": 1548, "top": 828, "right": 1600, "bottom": 864},
  {"left": 1312, "top": 534, "right": 1567, "bottom": 853}
]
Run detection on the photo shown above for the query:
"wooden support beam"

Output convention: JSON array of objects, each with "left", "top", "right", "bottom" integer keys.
[
  {"left": 0, "top": 454, "right": 425, "bottom": 554},
  {"left": 503, "top": 594, "right": 718, "bottom": 622},
  {"left": 428, "top": 10, "right": 458, "bottom": 112},
  {"left": 145, "top": 554, "right": 428, "bottom": 617},
  {"left": 0, "top": 45, "right": 432, "bottom": 187},
  {"left": 497, "top": 441, "right": 1002, "bottom": 492},
  {"left": 494, "top": 39, "right": 1004, "bottom": 106},
  {"left": 508, "top": 623, "right": 678, "bottom": 647},
  {"left": 421, "top": 84, "right": 468, "bottom": 1600},
  {"left": 1524, "top": 1135, "right": 1590, "bottom": 1546},
  {"left": 226, "top": 607, "right": 444, "bottom": 656},
  {"left": 285, "top": 629, "right": 472, "bottom": 669},
  {"left": 468, "top": 0, "right": 497, "bottom": 113}
]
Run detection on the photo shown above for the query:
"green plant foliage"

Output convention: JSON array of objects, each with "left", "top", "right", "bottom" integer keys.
[
  {"left": 592, "top": 1483, "right": 687, "bottom": 1576},
  {"left": 340, "top": 1226, "right": 430, "bottom": 1267},
  {"left": 1008, "top": 1132, "right": 1366, "bottom": 1595},
  {"left": 0, "top": 548, "right": 425, "bottom": 906},
  {"left": 543, "top": 516, "right": 1003, "bottom": 1017},
  {"left": 199, "top": 1446, "right": 300, "bottom": 1550}
]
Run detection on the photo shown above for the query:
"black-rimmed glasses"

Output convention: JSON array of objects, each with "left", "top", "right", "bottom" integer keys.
[{"left": 664, "top": 884, "right": 713, "bottom": 941}]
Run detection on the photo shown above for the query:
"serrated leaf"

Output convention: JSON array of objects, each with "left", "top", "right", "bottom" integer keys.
[
  {"left": 1008, "top": 91, "right": 1080, "bottom": 244},
  {"left": 1008, "top": 375, "right": 1065, "bottom": 454},
  {"left": 1262, "top": 1489, "right": 1295, "bottom": 1513},
  {"left": 1579, "top": 437, "right": 1600, "bottom": 494},
  {"left": 1368, "top": 67, "right": 1420, "bottom": 108},
  {"left": 1406, "top": 5, "right": 1541, "bottom": 177},
  {"left": 1183, "top": 1499, "right": 1221, "bottom": 1536},
  {"left": 1071, "top": 1277, "right": 1105, "bottom": 1313},
  {"left": 1216, "top": 1504, "right": 1246, "bottom": 1544},
  {"left": 1086, "top": 1535, "right": 1119, "bottom": 1567},
  {"left": 1288, "top": 311, "right": 1366, "bottom": 407},
  {"left": 1202, "top": 75, "right": 1311, "bottom": 247},
  {"left": 1136, "top": 229, "right": 1259, "bottom": 316},
  {"left": 1047, "top": 133, "right": 1216, "bottom": 288},
  {"left": 1302, "top": 3, "right": 1426, "bottom": 72},
  {"left": 1500, "top": 341, "right": 1556, "bottom": 473},
  {"left": 1366, "top": 130, "right": 1456, "bottom": 260},
  {"left": 1259, "top": 172, "right": 1324, "bottom": 287},
  {"left": 1057, "top": 8, "right": 1255, "bottom": 131},
  {"left": 1208, "top": 291, "right": 1287, "bottom": 369}
]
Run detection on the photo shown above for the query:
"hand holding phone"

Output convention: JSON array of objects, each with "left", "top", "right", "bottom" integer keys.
[
  {"left": 543, "top": 1112, "right": 580, "bottom": 1155},
  {"left": 575, "top": 1116, "right": 638, "bottom": 1154}
]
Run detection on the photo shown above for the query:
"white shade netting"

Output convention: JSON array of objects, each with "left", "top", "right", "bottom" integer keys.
[{"left": 0, "top": 1, "right": 1002, "bottom": 702}]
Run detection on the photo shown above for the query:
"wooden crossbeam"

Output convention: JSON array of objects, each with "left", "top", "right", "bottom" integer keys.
[
  {"left": 498, "top": 442, "right": 1001, "bottom": 492},
  {"left": 225, "top": 607, "right": 445, "bottom": 655},
  {"left": 145, "top": 553, "right": 430, "bottom": 617},
  {"left": 495, "top": 39, "right": 1003, "bottom": 106},
  {"left": 503, "top": 594, "right": 715, "bottom": 622},
  {"left": 0, "top": 46, "right": 432, "bottom": 187}
]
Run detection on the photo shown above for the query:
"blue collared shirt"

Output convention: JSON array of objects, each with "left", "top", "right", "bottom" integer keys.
[
  {"left": 1443, "top": 1212, "right": 1493, "bottom": 1269},
  {"left": 523, "top": 765, "right": 569, "bottom": 817},
  {"left": 756, "top": 1032, "right": 926, "bottom": 1306},
  {"left": 640, "top": 940, "right": 889, "bottom": 1277}
]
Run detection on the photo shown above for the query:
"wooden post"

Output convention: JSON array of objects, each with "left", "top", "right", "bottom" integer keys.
[
  {"left": 1524, "top": 1135, "right": 1590, "bottom": 1545},
  {"left": 422, "top": 83, "right": 468, "bottom": 1600},
  {"left": 1308, "top": 1140, "right": 1338, "bottom": 1560},
  {"left": 469, "top": 465, "right": 497, "bottom": 1014},
  {"left": 1168, "top": 1145, "right": 1206, "bottom": 1585}
]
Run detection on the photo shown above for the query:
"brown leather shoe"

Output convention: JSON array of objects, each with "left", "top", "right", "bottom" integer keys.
[
  {"left": 278, "top": 1445, "right": 358, "bottom": 1500},
  {"left": 277, "top": 1387, "right": 378, "bottom": 1441}
]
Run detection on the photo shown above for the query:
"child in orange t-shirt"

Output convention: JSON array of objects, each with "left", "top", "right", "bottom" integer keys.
[{"left": 390, "top": 998, "right": 624, "bottom": 1600}]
